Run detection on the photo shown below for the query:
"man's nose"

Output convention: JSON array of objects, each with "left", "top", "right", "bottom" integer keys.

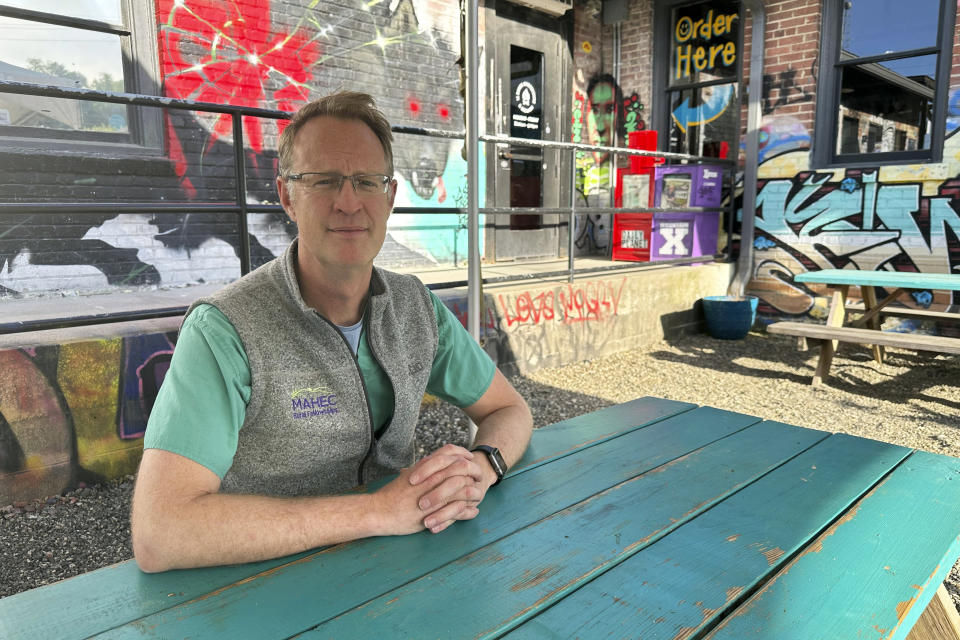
[{"left": 333, "top": 178, "right": 363, "bottom": 211}]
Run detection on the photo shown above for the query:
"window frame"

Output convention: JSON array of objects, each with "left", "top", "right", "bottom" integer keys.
[
  {"left": 0, "top": 3, "right": 162, "bottom": 156},
  {"left": 812, "top": 0, "right": 956, "bottom": 168}
]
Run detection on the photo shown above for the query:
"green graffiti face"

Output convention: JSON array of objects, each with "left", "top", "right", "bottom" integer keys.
[{"left": 588, "top": 82, "right": 616, "bottom": 147}]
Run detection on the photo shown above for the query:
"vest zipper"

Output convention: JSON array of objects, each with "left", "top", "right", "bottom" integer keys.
[
  {"left": 314, "top": 310, "right": 376, "bottom": 487},
  {"left": 355, "top": 311, "right": 378, "bottom": 486}
]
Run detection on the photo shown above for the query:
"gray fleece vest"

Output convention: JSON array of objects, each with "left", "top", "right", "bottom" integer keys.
[{"left": 185, "top": 241, "right": 439, "bottom": 496}]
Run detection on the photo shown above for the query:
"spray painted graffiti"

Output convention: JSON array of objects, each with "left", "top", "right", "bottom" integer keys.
[
  {"left": 749, "top": 166, "right": 960, "bottom": 316},
  {"left": 948, "top": 87, "right": 960, "bottom": 134},
  {"left": 572, "top": 75, "right": 646, "bottom": 254},
  {"left": 497, "top": 278, "right": 626, "bottom": 328},
  {"left": 155, "top": 0, "right": 465, "bottom": 267},
  {"left": 0, "top": 333, "right": 175, "bottom": 504},
  {"left": 0, "top": 0, "right": 466, "bottom": 298},
  {"left": 757, "top": 116, "right": 811, "bottom": 163},
  {"left": 762, "top": 68, "right": 813, "bottom": 116}
]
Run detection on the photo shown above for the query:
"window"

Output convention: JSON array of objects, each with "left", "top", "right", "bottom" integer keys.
[
  {"left": 0, "top": 2, "right": 160, "bottom": 150},
  {"left": 813, "top": 0, "right": 955, "bottom": 166},
  {"left": 653, "top": 0, "right": 742, "bottom": 159}
]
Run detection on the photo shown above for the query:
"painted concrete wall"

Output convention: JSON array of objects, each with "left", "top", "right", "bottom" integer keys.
[{"left": 0, "top": 263, "right": 731, "bottom": 505}]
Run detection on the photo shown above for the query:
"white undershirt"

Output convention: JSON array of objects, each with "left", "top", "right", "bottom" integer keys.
[{"left": 336, "top": 318, "right": 363, "bottom": 356}]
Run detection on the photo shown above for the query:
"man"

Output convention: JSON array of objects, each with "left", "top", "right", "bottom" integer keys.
[{"left": 131, "top": 92, "right": 533, "bottom": 572}]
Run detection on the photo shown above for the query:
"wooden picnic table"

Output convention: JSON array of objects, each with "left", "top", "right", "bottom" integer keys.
[
  {"left": 768, "top": 268, "right": 960, "bottom": 385},
  {"left": 3, "top": 396, "right": 960, "bottom": 639}
]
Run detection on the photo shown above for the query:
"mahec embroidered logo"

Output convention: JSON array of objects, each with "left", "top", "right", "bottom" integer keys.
[{"left": 290, "top": 386, "right": 339, "bottom": 419}]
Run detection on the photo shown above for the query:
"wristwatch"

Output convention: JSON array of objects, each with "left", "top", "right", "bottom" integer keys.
[{"left": 471, "top": 445, "right": 507, "bottom": 486}]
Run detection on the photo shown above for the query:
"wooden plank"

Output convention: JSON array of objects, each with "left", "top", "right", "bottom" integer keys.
[
  {"left": 297, "top": 421, "right": 829, "bottom": 639},
  {"left": 861, "top": 285, "right": 886, "bottom": 363},
  {"left": 847, "top": 301, "right": 960, "bottom": 323},
  {"left": 0, "top": 396, "right": 694, "bottom": 640},
  {"left": 815, "top": 285, "right": 848, "bottom": 385},
  {"left": 504, "top": 433, "right": 911, "bottom": 640},
  {"left": 705, "top": 450, "right": 960, "bottom": 640},
  {"left": 80, "top": 406, "right": 759, "bottom": 640},
  {"left": 906, "top": 585, "right": 960, "bottom": 640},
  {"left": 767, "top": 322, "right": 960, "bottom": 354},
  {"left": 509, "top": 396, "right": 697, "bottom": 474},
  {"left": 795, "top": 269, "right": 960, "bottom": 291},
  {"left": 0, "top": 554, "right": 313, "bottom": 640}
]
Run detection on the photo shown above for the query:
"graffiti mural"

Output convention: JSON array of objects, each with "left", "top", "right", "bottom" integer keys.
[
  {"left": 757, "top": 115, "right": 811, "bottom": 164},
  {"left": 572, "top": 74, "right": 646, "bottom": 254},
  {"left": 0, "top": 0, "right": 466, "bottom": 298},
  {"left": 0, "top": 332, "right": 176, "bottom": 504},
  {"left": 492, "top": 277, "right": 627, "bottom": 371},
  {"left": 155, "top": 0, "right": 465, "bottom": 267},
  {"left": 746, "top": 153, "right": 960, "bottom": 318},
  {"left": 762, "top": 68, "right": 813, "bottom": 116}
]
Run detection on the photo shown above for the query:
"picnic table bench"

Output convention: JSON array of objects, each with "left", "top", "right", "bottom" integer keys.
[
  {"left": 2, "top": 396, "right": 960, "bottom": 639},
  {"left": 767, "top": 269, "right": 960, "bottom": 385}
]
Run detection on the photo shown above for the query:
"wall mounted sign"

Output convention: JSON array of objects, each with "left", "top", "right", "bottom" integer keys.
[{"left": 510, "top": 46, "right": 543, "bottom": 140}]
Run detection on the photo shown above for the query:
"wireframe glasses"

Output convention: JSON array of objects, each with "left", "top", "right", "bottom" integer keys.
[{"left": 284, "top": 172, "right": 394, "bottom": 196}]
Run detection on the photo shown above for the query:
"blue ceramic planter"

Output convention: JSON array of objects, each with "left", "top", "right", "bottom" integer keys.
[{"left": 702, "top": 295, "right": 758, "bottom": 340}]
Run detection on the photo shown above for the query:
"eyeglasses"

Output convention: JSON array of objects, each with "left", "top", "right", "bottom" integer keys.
[{"left": 284, "top": 172, "right": 394, "bottom": 196}]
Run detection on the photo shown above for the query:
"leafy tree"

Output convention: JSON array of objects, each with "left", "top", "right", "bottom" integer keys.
[
  {"left": 25, "top": 59, "right": 127, "bottom": 131},
  {"left": 26, "top": 58, "right": 86, "bottom": 87}
]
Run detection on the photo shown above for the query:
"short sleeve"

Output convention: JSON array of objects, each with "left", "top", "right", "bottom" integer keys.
[
  {"left": 143, "top": 304, "right": 251, "bottom": 478},
  {"left": 425, "top": 292, "right": 496, "bottom": 408}
]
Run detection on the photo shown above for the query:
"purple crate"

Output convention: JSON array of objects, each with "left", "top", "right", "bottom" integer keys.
[{"left": 651, "top": 212, "right": 719, "bottom": 261}]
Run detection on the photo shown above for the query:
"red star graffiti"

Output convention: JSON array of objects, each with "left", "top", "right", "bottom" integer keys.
[{"left": 157, "top": 0, "right": 321, "bottom": 192}]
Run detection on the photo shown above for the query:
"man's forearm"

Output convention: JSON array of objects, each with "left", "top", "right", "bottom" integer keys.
[
  {"left": 131, "top": 449, "right": 451, "bottom": 572},
  {"left": 132, "top": 488, "right": 383, "bottom": 572},
  {"left": 463, "top": 368, "right": 534, "bottom": 485}
]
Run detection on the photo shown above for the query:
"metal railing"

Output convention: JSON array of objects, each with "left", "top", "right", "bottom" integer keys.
[{"left": 0, "top": 80, "right": 736, "bottom": 334}]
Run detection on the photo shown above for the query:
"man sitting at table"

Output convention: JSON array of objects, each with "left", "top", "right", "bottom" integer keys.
[{"left": 131, "top": 92, "right": 533, "bottom": 573}]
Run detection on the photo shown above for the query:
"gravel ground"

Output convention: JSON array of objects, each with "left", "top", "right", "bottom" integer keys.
[{"left": 2, "top": 330, "right": 959, "bottom": 611}]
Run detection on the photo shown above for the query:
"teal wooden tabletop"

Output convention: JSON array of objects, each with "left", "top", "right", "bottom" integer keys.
[
  {"left": 795, "top": 268, "right": 960, "bottom": 291},
  {"left": 2, "top": 396, "right": 960, "bottom": 639}
]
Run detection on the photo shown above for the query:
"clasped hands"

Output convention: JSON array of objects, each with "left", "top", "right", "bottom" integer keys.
[{"left": 375, "top": 444, "right": 494, "bottom": 536}]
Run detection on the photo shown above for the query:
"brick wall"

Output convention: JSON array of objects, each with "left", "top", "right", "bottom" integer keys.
[
  {"left": 616, "top": 0, "right": 654, "bottom": 122},
  {"left": 741, "top": 0, "right": 820, "bottom": 139}
]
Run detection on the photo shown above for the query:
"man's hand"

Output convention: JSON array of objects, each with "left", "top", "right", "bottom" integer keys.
[{"left": 407, "top": 444, "right": 492, "bottom": 534}]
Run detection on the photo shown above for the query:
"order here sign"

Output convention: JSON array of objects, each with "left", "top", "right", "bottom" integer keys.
[{"left": 671, "top": 2, "right": 740, "bottom": 84}]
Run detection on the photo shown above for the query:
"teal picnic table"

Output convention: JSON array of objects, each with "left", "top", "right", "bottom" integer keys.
[
  {"left": 769, "top": 269, "right": 960, "bottom": 385},
  {"left": 3, "top": 396, "right": 960, "bottom": 639}
]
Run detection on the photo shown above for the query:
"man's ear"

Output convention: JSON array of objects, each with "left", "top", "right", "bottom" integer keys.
[
  {"left": 386, "top": 178, "right": 398, "bottom": 216},
  {"left": 277, "top": 175, "right": 297, "bottom": 223}
]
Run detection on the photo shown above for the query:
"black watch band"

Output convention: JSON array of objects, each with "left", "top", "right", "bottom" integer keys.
[{"left": 471, "top": 445, "right": 506, "bottom": 486}]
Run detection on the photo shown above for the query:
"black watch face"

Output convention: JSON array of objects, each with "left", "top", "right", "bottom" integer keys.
[{"left": 489, "top": 448, "right": 506, "bottom": 476}]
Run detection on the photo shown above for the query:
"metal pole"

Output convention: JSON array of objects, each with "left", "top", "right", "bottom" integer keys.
[
  {"left": 569, "top": 150, "right": 576, "bottom": 283},
  {"left": 731, "top": 0, "right": 766, "bottom": 296},
  {"left": 466, "top": 0, "right": 480, "bottom": 343},
  {"left": 232, "top": 111, "right": 252, "bottom": 275},
  {"left": 465, "top": 0, "right": 482, "bottom": 444}
]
